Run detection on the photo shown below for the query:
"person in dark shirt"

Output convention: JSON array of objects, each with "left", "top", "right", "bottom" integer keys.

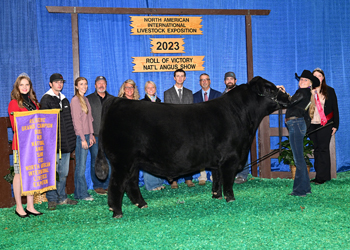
[
  {"left": 277, "top": 70, "right": 320, "bottom": 197},
  {"left": 40, "top": 73, "right": 77, "bottom": 210},
  {"left": 87, "top": 76, "right": 114, "bottom": 195},
  {"left": 309, "top": 68, "right": 339, "bottom": 184}
]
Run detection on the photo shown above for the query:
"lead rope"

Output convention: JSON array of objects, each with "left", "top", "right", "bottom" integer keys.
[{"left": 247, "top": 121, "right": 333, "bottom": 169}]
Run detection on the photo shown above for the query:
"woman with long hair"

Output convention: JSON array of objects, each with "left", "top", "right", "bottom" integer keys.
[
  {"left": 8, "top": 73, "right": 43, "bottom": 217},
  {"left": 71, "top": 77, "right": 95, "bottom": 201},
  {"left": 309, "top": 68, "right": 339, "bottom": 184},
  {"left": 278, "top": 70, "right": 320, "bottom": 197},
  {"left": 118, "top": 79, "right": 140, "bottom": 100}
]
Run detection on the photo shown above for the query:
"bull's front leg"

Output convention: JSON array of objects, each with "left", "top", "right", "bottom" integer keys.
[{"left": 211, "top": 169, "right": 222, "bottom": 200}]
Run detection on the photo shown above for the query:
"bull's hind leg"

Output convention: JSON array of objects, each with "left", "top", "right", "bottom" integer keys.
[
  {"left": 107, "top": 163, "right": 129, "bottom": 218},
  {"left": 211, "top": 169, "right": 223, "bottom": 200},
  {"left": 222, "top": 166, "right": 237, "bottom": 202},
  {"left": 125, "top": 167, "right": 148, "bottom": 209}
]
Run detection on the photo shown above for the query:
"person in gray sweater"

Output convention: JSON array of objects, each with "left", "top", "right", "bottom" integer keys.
[{"left": 86, "top": 76, "right": 114, "bottom": 195}]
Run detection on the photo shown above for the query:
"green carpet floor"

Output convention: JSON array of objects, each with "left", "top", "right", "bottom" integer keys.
[{"left": 2, "top": 172, "right": 350, "bottom": 249}]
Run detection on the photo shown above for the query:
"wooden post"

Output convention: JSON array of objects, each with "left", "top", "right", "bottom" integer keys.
[
  {"left": 0, "top": 117, "right": 15, "bottom": 208},
  {"left": 245, "top": 14, "right": 258, "bottom": 176},
  {"left": 71, "top": 12, "right": 80, "bottom": 81}
]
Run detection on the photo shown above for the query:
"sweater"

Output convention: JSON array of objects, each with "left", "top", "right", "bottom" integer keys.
[{"left": 70, "top": 95, "right": 94, "bottom": 141}]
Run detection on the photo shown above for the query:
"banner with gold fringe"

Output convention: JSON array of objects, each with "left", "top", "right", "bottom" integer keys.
[{"left": 14, "top": 109, "right": 60, "bottom": 196}]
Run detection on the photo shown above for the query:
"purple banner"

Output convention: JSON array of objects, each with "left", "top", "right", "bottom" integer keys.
[{"left": 15, "top": 111, "right": 58, "bottom": 195}]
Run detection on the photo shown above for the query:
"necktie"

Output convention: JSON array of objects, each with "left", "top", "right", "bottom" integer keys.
[
  {"left": 178, "top": 89, "right": 182, "bottom": 103},
  {"left": 204, "top": 92, "right": 208, "bottom": 102}
]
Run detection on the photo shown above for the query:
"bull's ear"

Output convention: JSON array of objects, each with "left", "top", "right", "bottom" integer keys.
[{"left": 248, "top": 76, "right": 266, "bottom": 94}]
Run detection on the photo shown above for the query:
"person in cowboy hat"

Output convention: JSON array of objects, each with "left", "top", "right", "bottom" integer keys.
[{"left": 277, "top": 70, "right": 320, "bottom": 197}]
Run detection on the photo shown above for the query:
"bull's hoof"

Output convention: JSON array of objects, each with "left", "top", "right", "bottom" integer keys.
[
  {"left": 135, "top": 203, "right": 148, "bottom": 209},
  {"left": 225, "top": 197, "right": 236, "bottom": 202},
  {"left": 112, "top": 211, "right": 123, "bottom": 218},
  {"left": 213, "top": 196, "right": 223, "bottom": 200},
  {"left": 212, "top": 192, "right": 223, "bottom": 200}
]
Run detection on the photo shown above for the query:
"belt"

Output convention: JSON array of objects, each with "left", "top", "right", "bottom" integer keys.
[{"left": 285, "top": 116, "right": 298, "bottom": 122}]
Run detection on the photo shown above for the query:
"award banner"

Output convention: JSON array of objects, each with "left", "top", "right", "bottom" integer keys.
[
  {"left": 14, "top": 109, "right": 60, "bottom": 196},
  {"left": 132, "top": 56, "right": 205, "bottom": 72}
]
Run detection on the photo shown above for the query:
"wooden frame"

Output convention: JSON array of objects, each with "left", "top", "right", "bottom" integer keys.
[
  {"left": 46, "top": 6, "right": 271, "bottom": 176},
  {"left": 259, "top": 110, "right": 337, "bottom": 179}
]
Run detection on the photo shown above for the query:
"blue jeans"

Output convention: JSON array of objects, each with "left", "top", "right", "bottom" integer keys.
[
  {"left": 143, "top": 171, "right": 164, "bottom": 191},
  {"left": 89, "top": 136, "right": 110, "bottom": 189},
  {"left": 46, "top": 153, "right": 70, "bottom": 203},
  {"left": 236, "top": 158, "right": 250, "bottom": 179},
  {"left": 74, "top": 135, "right": 90, "bottom": 199},
  {"left": 286, "top": 118, "right": 311, "bottom": 196}
]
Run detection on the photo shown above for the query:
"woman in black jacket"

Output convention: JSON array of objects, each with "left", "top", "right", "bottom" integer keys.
[
  {"left": 309, "top": 68, "right": 339, "bottom": 184},
  {"left": 279, "top": 70, "right": 320, "bottom": 197}
]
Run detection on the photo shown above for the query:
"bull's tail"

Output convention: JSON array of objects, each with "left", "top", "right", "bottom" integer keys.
[
  {"left": 95, "top": 136, "right": 109, "bottom": 180},
  {"left": 94, "top": 98, "right": 114, "bottom": 181}
]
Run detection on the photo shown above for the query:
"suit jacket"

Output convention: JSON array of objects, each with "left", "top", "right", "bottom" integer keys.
[
  {"left": 164, "top": 86, "right": 193, "bottom": 104},
  {"left": 193, "top": 88, "right": 222, "bottom": 103}
]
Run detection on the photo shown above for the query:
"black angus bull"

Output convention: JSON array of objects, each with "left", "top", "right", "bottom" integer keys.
[{"left": 95, "top": 76, "right": 296, "bottom": 218}]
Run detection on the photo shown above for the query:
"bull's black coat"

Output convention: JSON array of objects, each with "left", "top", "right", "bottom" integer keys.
[{"left": 95, "top": 77, "right": 294, "bottom": 218}]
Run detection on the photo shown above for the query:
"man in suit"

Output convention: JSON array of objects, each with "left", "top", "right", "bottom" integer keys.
[
  {"left": 164, "top": 69, "right": 193, "bottom": 104},
  {"left": 193, "top": 73, "right": 222, "bottom": 185},
  {"left": 164, "top": 69, "right": 195, "bottom": 188}
]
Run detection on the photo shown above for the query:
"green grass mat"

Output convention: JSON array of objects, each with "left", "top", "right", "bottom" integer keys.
[{"left": 2, "top": 172, "right": 350, "bottom": 249}]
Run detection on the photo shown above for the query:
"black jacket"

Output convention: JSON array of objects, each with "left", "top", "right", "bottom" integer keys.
[
  {"left": 40, "top": 90, "right": 76, "bottom": 153},
  {"left": 285, "top": 88, "right": 312, "bottom": 127},
  {"left": 86, "top": 90, "right": 114, "bottom": 136},
  {"left": 141, "top": 94, "right": 161, "bottom": 103}
]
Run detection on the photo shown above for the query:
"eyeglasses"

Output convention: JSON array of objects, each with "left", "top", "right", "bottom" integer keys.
[{"left": 200, "top": 79, "right": 210, "bottom": 82}]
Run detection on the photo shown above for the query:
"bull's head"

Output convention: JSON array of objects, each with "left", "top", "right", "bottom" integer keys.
[{"left": 248, "top": 76, "right": 296, "bottom": 108}]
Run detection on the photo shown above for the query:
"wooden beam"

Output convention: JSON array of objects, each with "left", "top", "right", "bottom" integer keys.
[
  {"left": 270, "top": 171, "right": 316, "bottom": 179},
  {"left": 245, "top": 15, "right": 254, "bottom": 81},
  {"left": 71, "top": 13, "right": 80, "bottom": 81},
  {"left": 47, "top": 6, "right": 270, "bottom": 16},
  {"left": 245, "top": 14, "right": 257, "bottom": 176}
]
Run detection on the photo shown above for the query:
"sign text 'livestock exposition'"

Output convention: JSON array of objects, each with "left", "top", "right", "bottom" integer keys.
[{"left": 130, "top": 16, "right": 203, "bottom": 35}]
